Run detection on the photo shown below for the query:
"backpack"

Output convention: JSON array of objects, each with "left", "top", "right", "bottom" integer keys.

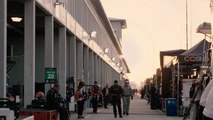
[{"left": 189, "top": 85, "right": 195, "bottom": 98}]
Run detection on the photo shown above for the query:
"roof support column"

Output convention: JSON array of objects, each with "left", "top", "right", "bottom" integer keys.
[
  {"left": 89, "top": 51, "right": 94, "bottom": 85},
  {"left": 101, "top": 60, "right": 106, "bottom": 86},
  {"left": 76, "top": 41, "right": 83, "bottom": 82},
  {"left": 0, "top": 0, "right": 7, "bottom": 98},
  {"left": 94, "top": 54, "right": 98, "bottom": 82},
  {"left": 69, "top": 36, "right": 76, "bottom": 85},
  {"left": 24, "top": 0, "right": 35, "bottom": 107},
  {"left": 44, "top": 16, "right": 54, "bottom": 93},
  {"left": 83, "top": 47, "right": 89, "bottom": 85},
  {"left": 97, "top": 57, "right": 101, "bottom": 84},
  {"left": 58, "top": 27, "right": 67, "bottom": 97}
]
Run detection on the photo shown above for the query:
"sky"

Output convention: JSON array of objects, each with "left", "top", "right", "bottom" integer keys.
[{"left": 100, "top": 0, "right": 212, "bottom": 87}]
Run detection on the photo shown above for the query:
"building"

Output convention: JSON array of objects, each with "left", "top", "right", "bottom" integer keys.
[{"left": 0, "top": 0, "right": 130, "bottom": 107}]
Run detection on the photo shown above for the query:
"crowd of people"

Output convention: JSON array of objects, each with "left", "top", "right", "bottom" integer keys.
[
  {"left": 74, "top": 79, "right": 133, "bottom": 119},
  {"left": 1, "top": 79, "right": 133, "bottom": 120},
  {"left": 28, "top": 75, "right": 213, "bottom": 120},
  {"left": 6, "top": 76, "right": 213, "bottom": 120},
  {"left": 188, "top": 75, "right": 213, "bottom": 120},
  {"left": 138, "top": 74, "right": 213, "bottom": 120}
]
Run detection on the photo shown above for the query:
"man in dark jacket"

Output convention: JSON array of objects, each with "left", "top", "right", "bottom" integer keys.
[
  {"left": 110, "top": 80, "right": 123, "bottom": 118},
  {"left": 150, "top": 84, "right": 157, "bottom": 109},
  {"left": 90, "top": 81, "right": 101, "bottom": 113},
  {"left": 102, "top": 84, "right": 110, "bottom": 108},
  {"left": 46, "top": 83, "right": 70, "bottom": 120}
]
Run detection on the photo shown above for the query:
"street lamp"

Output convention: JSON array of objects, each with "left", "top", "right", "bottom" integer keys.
[
  {"left": 104, "top": 48, "right": 109, "bottom": 54},
  {"left": 111, "top": 57, "right": 116, "bottom": 62},
  {"left": 90, "top": 31, "right": 97, "bottom": 40}
]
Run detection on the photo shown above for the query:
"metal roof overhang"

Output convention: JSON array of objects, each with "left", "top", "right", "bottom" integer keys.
[
  {"left": 122, "top": 58, "right": 130, "bottom": 73},
  {"left": 109, "top": 18, "right": 127, "bottom": 29},
  {"left": 91, "top": 0, "right": 122, "bottom": 55}
]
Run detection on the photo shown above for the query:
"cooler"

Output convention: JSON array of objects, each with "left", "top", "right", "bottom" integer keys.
[
  {"left": 19, "top": 108, "right": 58, "bottom": 120},
  {"left": 165, "top": 98, "right": 177, "bottom": 116}
]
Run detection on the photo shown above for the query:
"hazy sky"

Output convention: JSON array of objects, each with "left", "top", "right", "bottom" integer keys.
[{"left": 100, "top": 0, "right": 211, "bottom": 86}]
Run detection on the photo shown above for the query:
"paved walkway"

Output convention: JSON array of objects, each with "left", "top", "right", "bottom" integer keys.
[{"left": 71, "top": 95, "right": 184, "bottom": 120}]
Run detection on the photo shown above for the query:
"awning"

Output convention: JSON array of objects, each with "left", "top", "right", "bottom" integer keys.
[
  {"left": 160, "top": 49, "right": 186, "bottom": 68},
  {"left": 178, "top": 39, "right": 211, "bottom": 63}
]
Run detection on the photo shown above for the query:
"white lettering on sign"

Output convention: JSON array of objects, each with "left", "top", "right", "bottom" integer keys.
[{"left": 184, "top": 56, "right": 209, "bottom": 62}]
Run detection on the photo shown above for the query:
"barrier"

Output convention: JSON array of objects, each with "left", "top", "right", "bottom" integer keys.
[{"left": 19, "top": 108, "right": 58, "bottom": 120}]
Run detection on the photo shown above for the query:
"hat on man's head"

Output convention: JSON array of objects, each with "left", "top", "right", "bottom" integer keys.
[
  {"left": 94, "top": 81, "right": 97, "bottom": 84},
  {"left": 54, "top": 83, "right": 60, "bottom": 87},
  {"left": 114, "top": 80, "right": 118, "bottom": 83}
]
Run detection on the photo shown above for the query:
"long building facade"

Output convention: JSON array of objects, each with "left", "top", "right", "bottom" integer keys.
[{"left": 0, "top": 0, "right": 130, "bottom": 108}]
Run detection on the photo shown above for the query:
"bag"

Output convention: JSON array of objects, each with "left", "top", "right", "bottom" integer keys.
[
  {"left": 189, "top": 86, "right": 195, "bottom": 98},
  {"left": 31, "top": 97, "right": 46, "bottom": 108}
]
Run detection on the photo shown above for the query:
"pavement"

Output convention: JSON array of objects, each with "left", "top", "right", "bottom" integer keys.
[{"left": 70, "top": 95, "right": 184, "bottom": 120}]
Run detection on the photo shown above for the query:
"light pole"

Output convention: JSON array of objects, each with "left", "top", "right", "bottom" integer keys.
[{"left": 186, "top": 0, "right": 189, "bottom": 50}]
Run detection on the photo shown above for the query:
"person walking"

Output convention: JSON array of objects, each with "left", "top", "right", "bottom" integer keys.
[
  {"left": 110, "top": 80, "right": 123, "bottom": 118},
  {"left": 122, "top": 79, "right": 133, "bottom": 115},
  {"left": 74, "top": 81, "right": 86, "bottom": 119},
  {"left": 90, "top": 81, "right": 101, "bottom": 113},
  {"left": 150, "top": 84, "right": 157, "bottom": 109},
  {"left": 102, "top": 84, "right": 110, "bottom": 108}
]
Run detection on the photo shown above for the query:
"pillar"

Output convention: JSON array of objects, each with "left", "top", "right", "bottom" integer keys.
[
  {"left": 24, "top": 0, "right": 35, "bottom": 107},
  {"left": 76, "top": 41, "right": 83, "bottom": 82},
  {"left": 44, "top": 16, "right": 54, "bottom": 93},
  {"left": 69, "top": 36, "right": 76, "bottom": 87},
  {"left": 83, "top": 47, "right": 89, "bottom": 84},
  {"left": 89, "top": 50, "right": 94, "bottom": 85},
  {"left": 94, "top": 54, "right": 98, "bottom": 82},
  {"left": 58, "top": 27, "right": 67, "bottom": 97},
  {"left": 0, "top": 0, "right": 7, "bottom": 98}
]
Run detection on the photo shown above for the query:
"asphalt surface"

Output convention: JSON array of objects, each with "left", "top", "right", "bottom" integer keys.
[{"left": 71, "top": 95, "right": 184, "bottom": 120}]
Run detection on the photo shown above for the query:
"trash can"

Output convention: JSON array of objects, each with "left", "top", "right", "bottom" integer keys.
[{"left": 165, "top": 98, "right": 177, "bottom": 116}]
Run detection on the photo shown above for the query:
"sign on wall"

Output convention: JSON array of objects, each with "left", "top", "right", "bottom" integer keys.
[{"left": 45, "top": 68, "right": 57, "bottom": 84}]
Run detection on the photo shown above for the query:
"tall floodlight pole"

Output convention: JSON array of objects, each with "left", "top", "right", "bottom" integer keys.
[
  {"left": 186, "top": 0, "right": 189, "bottom": 50},
  {"left": 211, "top": 0, "right": 213, "bottom": 80},
  {"left": 177, "top": 62, "right": 180, "bottom": 116}
]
